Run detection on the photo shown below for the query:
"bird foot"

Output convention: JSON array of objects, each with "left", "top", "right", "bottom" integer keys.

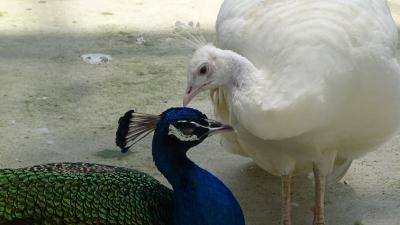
[
  {"left": 312, "top": 213, "right": 325, "bottom": 225},
  {"left": 312, "top": 206, "right": 325, "bottom": 225},
  {"left": 312, "top": 216, "right": 325, "bottom": 225}
]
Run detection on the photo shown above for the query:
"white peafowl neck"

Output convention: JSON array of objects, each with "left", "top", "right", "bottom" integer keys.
[{"left": 217, "top": 48, "right": 263, "bottom": 94}]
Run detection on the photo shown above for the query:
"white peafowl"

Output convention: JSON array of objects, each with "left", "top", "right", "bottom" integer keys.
[{"left": 181, "top": 0, "right": 400, "bottom": 225}]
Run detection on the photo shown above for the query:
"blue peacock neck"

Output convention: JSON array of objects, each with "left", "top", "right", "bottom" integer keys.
[
  {"left": 152, "top": 132, "right": 245, "bottom": 225},
  {"left": 152, "top": 134, "right": 195, "bottom": 187}
]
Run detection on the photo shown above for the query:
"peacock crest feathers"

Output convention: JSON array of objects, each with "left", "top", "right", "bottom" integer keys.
[{"left": 116, "top": 110, "right": 160, "bottom": 153}]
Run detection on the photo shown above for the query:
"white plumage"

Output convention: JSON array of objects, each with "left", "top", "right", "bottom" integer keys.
[{"left": 182, "top": 0, "right": 400, "bottom": 224}]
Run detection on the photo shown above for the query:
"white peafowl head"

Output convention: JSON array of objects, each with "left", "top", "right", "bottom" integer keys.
[
  {"left": 183, "top": 44, "right": 236, "bottom": 106},
  {"left": 174, "top": 24, "right": 257, "bottom": 106}
]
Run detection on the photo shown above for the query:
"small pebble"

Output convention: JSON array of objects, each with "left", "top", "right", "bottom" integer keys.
[{"left": 136, "top": 36, "right": 146, "bottom": 45}]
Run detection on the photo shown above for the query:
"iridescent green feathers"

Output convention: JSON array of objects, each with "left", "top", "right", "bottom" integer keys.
[{"left": 0, "top": 163, "right": 172, "bottom": 225}]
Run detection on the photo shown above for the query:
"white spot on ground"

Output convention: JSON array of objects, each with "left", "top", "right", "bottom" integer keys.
[
  {"left": 37, "top": 96, "right": 49, "bottom": 100},
  {"left": 33, "top": 128, "right": 50, "bottom": 134},
  {"left": 81, "top": 53, "right": 112, "bottom": 64}
]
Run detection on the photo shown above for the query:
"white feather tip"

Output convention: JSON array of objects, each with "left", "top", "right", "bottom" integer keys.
[{"left": 173, "top": 21, "right": 208, "bottom": 49}]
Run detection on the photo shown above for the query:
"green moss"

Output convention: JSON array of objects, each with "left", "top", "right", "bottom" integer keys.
[{"left": 95, "top": 149, "right": 131, "bottom": 159}]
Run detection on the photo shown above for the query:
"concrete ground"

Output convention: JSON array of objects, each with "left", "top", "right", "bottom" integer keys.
[{"left": 0, "top": 0, "right": 400, "bottom": 224}]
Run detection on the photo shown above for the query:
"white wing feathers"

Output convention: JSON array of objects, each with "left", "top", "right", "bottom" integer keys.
[{"left": 214, "top": 0, "right": 400, "bottom": 141}]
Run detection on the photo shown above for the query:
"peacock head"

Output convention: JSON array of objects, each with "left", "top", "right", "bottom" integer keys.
[
  {"left": 183, "top": 44, "right": 234, "bottom": 106},
  {"left": 116, "top": 107, "right": 233, "bottom": 152}
]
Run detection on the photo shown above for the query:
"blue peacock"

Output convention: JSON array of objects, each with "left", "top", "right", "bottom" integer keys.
[{"left": 0, "top": 107, "right": 245, "bottom": 225}]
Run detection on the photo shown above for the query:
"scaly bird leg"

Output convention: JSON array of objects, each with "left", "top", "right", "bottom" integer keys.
[
  {"left": 281, "top": 175, "right": 292, "bottom": 225},
  {"left": 312, "top": 163, "right": 326, "bottom": 225}
]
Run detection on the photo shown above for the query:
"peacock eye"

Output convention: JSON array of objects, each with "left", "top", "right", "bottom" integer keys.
[
  {"left": 168, "top": 121, "right": 201, "bottom": 142},
  {"left": 173, "top": 121, "right": 196, "bottom": 135},
  {"left": 199, "top": 64, "right": 209, "bottom": 75},
  {"left": 180, "top": 125, "right": 195, "bottom": 135}
]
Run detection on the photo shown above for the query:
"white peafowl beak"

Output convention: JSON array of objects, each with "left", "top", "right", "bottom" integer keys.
[
  {"left": 183, "top": 83, "right": 208, "bottom": 106},
  {"left": 183, "top": 85, "right": 195, "bottom": 106}
]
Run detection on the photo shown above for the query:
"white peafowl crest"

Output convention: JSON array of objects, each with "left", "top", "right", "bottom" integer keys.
[{"left": 173, "top": 21, "right": 208, "bottom": 50}]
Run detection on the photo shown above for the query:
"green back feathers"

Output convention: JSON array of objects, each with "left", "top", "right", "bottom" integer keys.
[{"left": 0, "top": 163, "right": 172, "bottom": 225}]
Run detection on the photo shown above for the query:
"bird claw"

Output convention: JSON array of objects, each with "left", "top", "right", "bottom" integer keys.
[{"left": 281, "top": 219, "right": 291, "bottom": 225}]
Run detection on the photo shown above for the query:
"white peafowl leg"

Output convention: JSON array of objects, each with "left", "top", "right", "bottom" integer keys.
[
  {"left": 281, "top": 175, "right": 292, "bottom": 225},
  {"left": 312, "top": 163, "right": 326, "bottom": 225}
]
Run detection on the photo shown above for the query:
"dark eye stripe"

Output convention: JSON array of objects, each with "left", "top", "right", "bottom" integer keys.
[
  {"left": 168, "top": 124, "right": 200, "bottom": 141},
  {"left": 173, "top": 121, "right": 196, "bottom": 135},
  {"left": 176, "top": 120, "right": 209, "bottom": 129},
  {"left": 181, "top": 126, "right": 195, "bottom": 135},
  {"left": 171, "top": 120, "right": 210, "bottom": 141}
]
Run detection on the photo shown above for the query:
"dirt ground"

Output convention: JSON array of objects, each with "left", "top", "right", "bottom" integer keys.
[{"left": 0, "top": 0, "right": 400, "bottom": 224}]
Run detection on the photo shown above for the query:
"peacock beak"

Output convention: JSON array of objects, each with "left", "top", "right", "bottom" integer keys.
[{"left": 205, "top": 119, "right": 233, "bottom": 136}]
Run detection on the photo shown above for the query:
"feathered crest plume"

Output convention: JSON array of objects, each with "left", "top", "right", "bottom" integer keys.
[
  {"left": 173, "top": 21, "right": 208, "bottom": 49},
  {"left": 116, "top": 110, "right": 160, "bottom": 153}
]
